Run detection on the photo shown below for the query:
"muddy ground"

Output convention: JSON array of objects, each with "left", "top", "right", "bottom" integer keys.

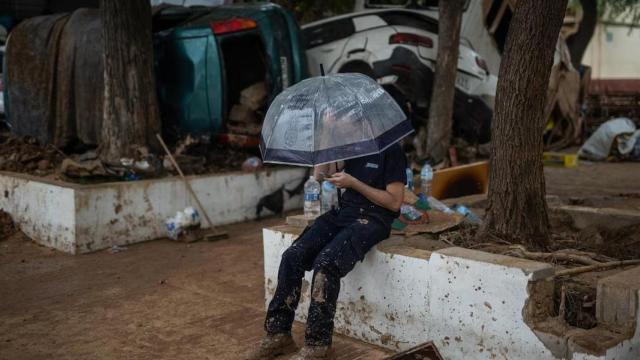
[
  {"left": 1, "top": 161, "right": 639, "bottom": 359},
  {"left": 0, "top": 217, "right": 390, "bottom": 360}
]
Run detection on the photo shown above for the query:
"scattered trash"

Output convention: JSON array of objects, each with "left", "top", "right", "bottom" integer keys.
[
  {"left": 0, "top": 136, "right": 61, "bottom": 176},
  {"left": 430, "top": 161, "right": 488, "bottom": 200},
  {"left": 420, "top": 161, "right": 433, "bottom": 196},
  {"left": 400, "top": 204, "right": 423, "bottom": 222},
  {"left": 385, "top": 341, "right": 443, "bottom": 360},
  {"left": 578, "top": 117, "right": 639, "bottom": 161},
  {"left": 123, "top": 171, "right": 140, "bottom": 181},
  {"left": 543, "top": 152, "right": 578, "bottom": 167},
  {"left": 108, "top": 245, "right": 127, "bottom": 254},
  {"left": 241, "top": 156, "right": 262, "bottom": 172},
  {"left": 229, "top": 104, "right": 258, "bottom": 124},
  {"left": 165, "top": 207, "right": 201, "bottom": 240},
  {"left": 451, "top": 204, "right": 483, "bottom": 225},
  {"left": 405, "top": 167, "right": 414, "bottom": 191},
  {"left": 60, "top": 158, "right": 108, "bottom": 178},
  {"left": 240, "top": 82, "right": 267, "bottom": 111},
  {"left": 393, "top": 211, "right": 463, "bottom": 237},
  {"left": 427, "top": 196, "right": 454, "bottom": 214},
  {"left": 414, "top": 198, "right": 430, "bottom": 211},
  {"left": 391, "top": 218, "right": 407, "bottom": 231},
  {"left": 403, "top": 188, "right": 419, "bottom": 204},
  {"left": 120, "top": 158, "right": 134, "bottom": 167},
  {"left": 321, "top": 180, "right": 338, "bottom": 213},
  {"left": 164, "top": 154, "right": 206, "bottom": 175}
]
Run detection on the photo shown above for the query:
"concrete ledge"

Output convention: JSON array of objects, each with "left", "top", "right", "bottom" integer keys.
[
  {"left": 435, "top": 247, "right": 556, "bottom": 281},
  {"left": 0, "top": 168, "right": 305, "bottom": 253},
  {"left": 550, "top": 205, "right": 640, "bottom": 230},
  {"left": 263, "top": 226, "right": 640, "bottom": 359},
  {"left": 597, "top": 266, "right": 640, "bottom": 329}
]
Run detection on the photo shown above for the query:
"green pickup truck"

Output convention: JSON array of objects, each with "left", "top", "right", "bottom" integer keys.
[{"left": 154, "top": 3, "right": 308, "bottom": 140}]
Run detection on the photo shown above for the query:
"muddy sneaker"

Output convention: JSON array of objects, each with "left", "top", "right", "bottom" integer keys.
[
  {"left": 245, "top": 333, "right": 298, "bottom": 360},
  {"left": 290, "top": 345, "right": 333, "bottom": 360}
]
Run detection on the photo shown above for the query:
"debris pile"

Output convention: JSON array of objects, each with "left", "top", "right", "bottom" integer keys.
[
  {"left": 0, "top": 131, "right": 264, "bottom": 182},
  {"left": 168, "top": 134, "right": 260, "bottom": 175},
  {"left": 579, "top": 117, "right": 640, "bottom": 162},
  {"left": 0, "top": 136, "right": 63, "bottom": 176},
  {"left": 226, "top": 82, "right": 267, "bottom": 137}
]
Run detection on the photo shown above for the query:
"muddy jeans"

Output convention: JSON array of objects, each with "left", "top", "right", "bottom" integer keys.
[{"left": 264, "top": 207, "right": 391, "bottom": 346}]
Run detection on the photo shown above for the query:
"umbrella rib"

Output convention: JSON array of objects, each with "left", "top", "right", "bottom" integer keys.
[
  {"left": 332, "top": 75, "right": 376, "bottom": 144},
  {"left": 263, "top": 86, "right": 294, "bottom": 160},
  {"left": 311, "top": 77, "right": 324, "bottom": 165}
]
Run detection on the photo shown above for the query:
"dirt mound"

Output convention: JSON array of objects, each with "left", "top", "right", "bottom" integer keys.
[
  {"left": 0, "top": 210, "right": 16, "bottom": 239},
  {"left": 0, "top": 136, "right": 63, "bottom": 176},
  {"left": 571, "top": 224, "right": 640, "bottom": 260}
]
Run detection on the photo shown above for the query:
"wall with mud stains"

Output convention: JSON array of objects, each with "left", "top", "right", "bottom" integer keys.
[
  {"left": 263, "top": 227, "right": 640, "bottom": 360},
  {"left": 0, "top": 168, "right": 305, "bottom": 253}
]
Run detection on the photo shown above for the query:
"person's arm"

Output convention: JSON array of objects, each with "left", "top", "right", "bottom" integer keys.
[{"left": 327, "top": 172, "right": 404, "bottom": 212}]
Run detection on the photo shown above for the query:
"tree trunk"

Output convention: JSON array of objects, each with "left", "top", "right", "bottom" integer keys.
[
  {"left": 480, "top": 0, "right": 568, "bottom": 249},
  {"left": 567, "top": 0, "right": 598, "bottom": 69},
  {"left": 100, "top": 0, "right": 160, "bottom": 165},
  {"left": 420, "top": 0, "right": 465, "bottom": 163}
]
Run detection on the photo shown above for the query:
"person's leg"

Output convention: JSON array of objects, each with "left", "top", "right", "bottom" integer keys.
[
  {"left": 303, "top": 218, "right": 390, "bottom": 347},
  {"left": 264, "top": 212, "right": 341, "bottom": 335}
]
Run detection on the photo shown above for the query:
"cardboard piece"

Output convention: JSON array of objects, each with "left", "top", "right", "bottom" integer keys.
[{"left": 431, "top": 161, "right": 488, "bottom": 200}]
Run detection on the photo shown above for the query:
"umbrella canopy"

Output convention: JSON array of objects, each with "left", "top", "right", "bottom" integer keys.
[{"left": 260, "top": 73, "right": 413, "bottom": 166}]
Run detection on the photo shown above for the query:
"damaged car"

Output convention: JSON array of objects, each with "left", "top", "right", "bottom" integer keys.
[
  {"left": 3, "top": 3, "right": 307, "bottom": 149},
  {"left": 154, "top": 3, "right": 308, "bottom": 146},
  {"left": 302, "top": 8, "right": 496, "bottom": 143}
]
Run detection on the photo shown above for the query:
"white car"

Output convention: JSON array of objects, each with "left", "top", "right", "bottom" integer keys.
[{"left": 302, "top": 8, "right": 497, "bottom": 143}]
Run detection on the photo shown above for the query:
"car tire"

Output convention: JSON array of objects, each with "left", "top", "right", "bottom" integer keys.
[{"left": 338, "top": 62, "right": 375, "bottom": 78}]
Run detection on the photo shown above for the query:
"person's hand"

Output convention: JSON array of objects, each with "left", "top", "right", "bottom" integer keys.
[{"left": 327, "top": 171, "right": 356, "bottom": 189}]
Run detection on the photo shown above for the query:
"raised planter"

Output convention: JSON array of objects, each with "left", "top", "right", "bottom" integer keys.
[
  {"left": 263, "top": 226, "right": 640, "bottom": 360},
  {"left": 0, "top": 168, "right": 305, "bottom": 253}
]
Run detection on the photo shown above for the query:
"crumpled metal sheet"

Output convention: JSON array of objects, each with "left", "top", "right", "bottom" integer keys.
[{"left": 6, "top": 9, "right": 103, "bottom": 147}]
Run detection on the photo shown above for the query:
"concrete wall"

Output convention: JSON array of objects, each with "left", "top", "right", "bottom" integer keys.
[
  {"left": 0, "top": 168, "right": 305, "bottom": 253},
  {"left": 263, "top": 227, "right": 640, "bottom": 360},
  {"left": 583, "top": 24, "right": 640, "bottom": 81},
  {"left": 0, "top": 174, "right": 76, "bottom": 252}
]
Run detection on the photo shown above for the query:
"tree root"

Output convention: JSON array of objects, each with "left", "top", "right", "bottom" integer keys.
[
  {"left": 506, "top": 245, "right": 604, "bottom": 265},
  {"left": 555, "top": 260, "right": 640, "bottom": 277}
]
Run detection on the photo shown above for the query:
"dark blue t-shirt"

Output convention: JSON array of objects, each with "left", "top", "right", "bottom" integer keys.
[{"left": 340, "top": 143, "right": 407, "bottom": 224}]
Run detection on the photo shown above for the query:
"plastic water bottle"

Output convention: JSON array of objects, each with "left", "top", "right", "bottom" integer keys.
[
  {"left": 405, "top": 168, "right": 414, "bottom": 191},
  {"left": 321, "top": 180, "right": 338, "bottom": 213},
  {"left": 304, "top": 175, "right": 321, "bottom": 218},
  {"left": 420, "top": 161, "right": 433, "bottom": 196}
]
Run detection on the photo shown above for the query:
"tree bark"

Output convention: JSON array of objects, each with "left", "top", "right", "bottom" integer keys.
[
  {"left": 420, "top": 0, "right": 465, "bottom": 163},
  {"left": 100, "top": 0, "right": 160, "bottom": 165},
  {"left": 567, "top": 0, "right": 598, "bottom": 68},
  {"left": 480, "top": 0, "right": 568, "bottom": 249}
]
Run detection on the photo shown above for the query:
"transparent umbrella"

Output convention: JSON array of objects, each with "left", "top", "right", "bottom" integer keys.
[{"left": 260, "top": 73, "right": 413, "bottom": 166}]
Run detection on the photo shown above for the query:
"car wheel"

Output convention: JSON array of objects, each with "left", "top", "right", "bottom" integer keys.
[{"left": 338, "top": 62, "right": 375, "bottom": 78}]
